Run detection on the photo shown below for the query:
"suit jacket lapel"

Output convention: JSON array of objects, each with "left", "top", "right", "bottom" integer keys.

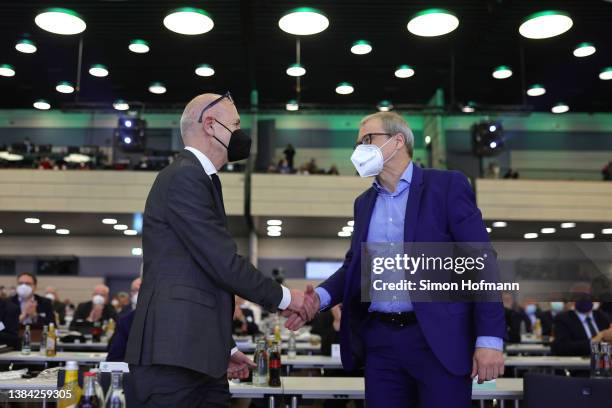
[
  {"left": 210, "top": 180, "right": 227, "bottom": 226},
  {"left": 404, "top": 163, "right": 424, "bottom": 243}
]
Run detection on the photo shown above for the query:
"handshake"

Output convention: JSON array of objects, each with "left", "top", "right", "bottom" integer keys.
[{"left": 283, "top": 285, "right": 321, "bottom": 331}]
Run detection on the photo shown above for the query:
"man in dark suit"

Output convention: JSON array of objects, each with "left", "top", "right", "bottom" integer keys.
[
  {"left": 44, "top": 287, "right": 66, "bottom": 325},
  {"left": 107, "top": 310, "right": 134, "bottom": 362},
  {"left": 0, "top": 298, "right": 20, "bottom": 349},
  {"left": 285, "top": 112, "right": 505, "bottom": 407},
  {"left": 70, "top": 284, "right": 117, "bottom": 331},
  {"left": 10, "top": 273, "right": 54, "bottom": 327},
  {"left": 502, "top": 292, "right": 523, "bottom": 343},
  {"left": 552, "top": 295, "right": 612, "bottom": 356},
  {"left": 118, "top": 278, "right": 141, "bottom": 320},
  {"left": 125, "top": 93, "right": 306, "bottom": 407}
]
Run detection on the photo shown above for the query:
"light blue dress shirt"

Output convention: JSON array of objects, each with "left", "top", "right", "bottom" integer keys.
[{"left": 315, "top": 161, "right": 503, "bottom": 351}]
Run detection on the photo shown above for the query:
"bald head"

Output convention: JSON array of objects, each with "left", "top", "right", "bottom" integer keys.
[{"left": 93, "top": 284, "right": 110, "bottom": 302}]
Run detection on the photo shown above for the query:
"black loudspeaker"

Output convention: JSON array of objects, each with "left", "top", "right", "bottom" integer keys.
[
  {"left": 114, "top": 118, "right": 146, "bottom": 152},
  {"left": 471, "top": 121, "right": 504, "bottom": 157},
  {"left": 255, "top": 120, "right": 276, "bottom": 172}
]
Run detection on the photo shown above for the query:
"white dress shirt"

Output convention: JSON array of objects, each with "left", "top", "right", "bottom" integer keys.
[
  {"left": 183, "top": 147, "right": 292, "bottom": 355},
  {"left": 574, "top": 310, "right": 599, "bottom": 338}
]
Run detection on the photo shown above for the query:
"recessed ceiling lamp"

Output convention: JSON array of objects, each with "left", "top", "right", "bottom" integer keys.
[
  {"left": 56, "top": 81, "right": 74, "bottom": 94},
  {"left": 286, "top": 100, "right": 299, "bottom": 111},
  {"left": 286, "top": 63, "right": 306, "bottom": 77},
  {"left": 128, "top": 39, "right": 149, "bottom": 54},
  {"left": 377, "top": 100, "right": 393, "bottom": 112},
  {"left": 407, "top": 8, "right": 459, "bottom": 37},
  {"left": 519, "top": 10, "right": 573, "bottom": 39},
  {"left": 149, "top": 82, "right": 166, "bottom": 94},
  {"left": 573, "top": 42, "right": 596, "bottom": 58},
  {"left": 195, "top": 64, "right": 215, "bottom": 77},
  {"left": 88, "top": 64, "right": 108, "bottom": 77},
  {"left": 527, "top": 84, "right": 546, "bottom": 96},
  {"left": 113, "top": 100, "right": 129, "bottom": 111},
  {"left": 599, "top": 67, "right": 612, "bottom": 80},
  {"left": 335, "top": 82, "right": 354, "bottom": 95},
  {"left": 33, "top": 99, "right": 51, "bottom": 110},
  {"left": 492, "top": 65, "right": 512, "bottom": 79},
  {"left": 163, "top": 8, "right": 214, "bottom": 35},
  {"left": 394, "top": 64, "right": 415, "bottom": 78},
  {"left": 278, "top": 7, "right": 329, "bottom": 35},
  {"left": 551, "top": 102, "right": 569, "bottom": 114},
  {"left": 35, "top": 8, "right": 86, "bottom": 35},
  {"left": 0, "top": 64, "right": 16, "bottom": 77}
]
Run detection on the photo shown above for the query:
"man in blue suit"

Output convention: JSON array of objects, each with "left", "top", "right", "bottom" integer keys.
[{"left": 286, "top": 112, "right": 505, "bottom": 407}]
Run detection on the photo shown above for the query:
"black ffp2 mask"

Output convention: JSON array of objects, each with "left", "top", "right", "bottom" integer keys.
[{"left": 213, "top": 119, "right": 251, "bottom": 162}]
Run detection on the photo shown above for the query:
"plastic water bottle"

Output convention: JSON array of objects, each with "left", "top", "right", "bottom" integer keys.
[
  {"left": 21, "top": 325, "right": 31, "bottom": 355},
  {"left": 288, "top": 331, "right": 297, "bottom": 359},
  {"left": 105, "top": 371, "right": 125, "bottom": 408}
]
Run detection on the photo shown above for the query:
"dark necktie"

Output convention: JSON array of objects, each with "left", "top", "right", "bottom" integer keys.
[
  {"left": 211, "top": 173, "right": 225, "bottom": 208},
  {"left": 585, "top": 316, "right": 598, "bottom": 338}
]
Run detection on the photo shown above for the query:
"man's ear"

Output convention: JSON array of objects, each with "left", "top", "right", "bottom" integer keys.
[
  {"left": 202, "top": 116, "right": 215, "bottom": 134},
  {"left": 394, "top": 133, "right": 405, "bottom": 149}
]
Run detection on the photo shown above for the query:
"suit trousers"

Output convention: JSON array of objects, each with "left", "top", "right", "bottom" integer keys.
[
  {"left": 129, "top": 364, "right": 230, "bottom": 408},
  {"left": 363, "top": 318, "right": 472, "bottom": 408}
]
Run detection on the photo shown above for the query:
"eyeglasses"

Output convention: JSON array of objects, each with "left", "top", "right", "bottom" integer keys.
[
  {"left": 355, "top": 132, "right": 392, "bottom": 148},
  {"left": 197, "top": 91, "right": 233, "bottom": 123}
]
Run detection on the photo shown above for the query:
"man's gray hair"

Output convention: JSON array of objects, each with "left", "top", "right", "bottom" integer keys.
[{"left": 360, "top": 112, "right": 414, "bottom": 157}]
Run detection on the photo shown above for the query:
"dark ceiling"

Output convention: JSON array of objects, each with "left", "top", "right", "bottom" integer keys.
[{"left": 0, "top": 0, "right": 611, "bottom": 112}]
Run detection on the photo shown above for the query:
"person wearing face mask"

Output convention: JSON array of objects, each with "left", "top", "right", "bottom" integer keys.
[
  {"left": 45, "top": 286, "right": 66, "bottom": 325},
  {"left": 283, "top": 112, "right": 505, "bottom": 407},
  {"left": 118, "top": 277, "right": 141, "bottom": 319},
  {"left": 70, "top": 284, "right": 117, "bottom": 332},
  {"left": 518, "top": 300, "right": 539, "bottom": 333},
  {"left": 552, "top": 292, "right": 612, "bottom": 356},
  {"left": 10, "top": 273, "right": 54, "bottom": 327},
  {"left": 539, "top": 300, "right": 566, "bottom": 337},
  {"left": 125, "top": 93, "right": 308, "bottom": 407}
]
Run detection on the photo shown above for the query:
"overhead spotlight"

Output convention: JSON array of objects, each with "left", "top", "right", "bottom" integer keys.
[
  {"left": 124, "top": 229, "right": 138, "bottom": 236},
  {"left": 338, "top": 231, "right": 351, "bottom": 237},
  {"left": 527, "top": 84, "right": 546, "bottom": 96},
  {"left": 335, "top": 82, "right": 354, "bottom": 95},
  {"left": 25, "top": 218, "right": 40, "bottom": 224},
  {"left": 128, "top": 39, "right": 149, "bottom": 54},
  {"left": 462, "top": 102, "right": 476, "bottom": 113},
  {"left": 0, "top": 64, "right": 16, "bottom": 77},
  {"left": 88, "top": 64, "right": 108, "bottom": 77},
  {"left": 524, "top": 233, "right": 538, "bottom": 239},
  {"left": 132, "top": 247, "right": 143, "bottom": 256},
  {"left": 492, "top": 65, "right": 512, "bottom": 79},
  {"left": 407, "top": 8, "right": 459, "bottom": 37},
  {"left": 195, "top": 64, "right": 215, "bottom": 77},
  {"left": 267, "top": 226, "right": 282, "bottom": 234},
  {"left": 560, "top": 222, "right": 576, "bottom": 229},
  {"left": 102, "top": 218, "right": 117, "bottom": 225},
  {"left": 267, "top": 220, "right": 282, "bottom": 226},
  {"left": 541, "top": 227, "right": 556, "bottom": 234},
  {"left": 492, "top": 221, "right": 507, "bottom": 228},
  {"left": 342, "top": 226, "right": 354, "bottom": 233},
  {"left": 486, "top": 227, "right": 492, "bottom": 233},
  {"left": 56, "top": 81, "right": 74, "bottom": 94},
  {"left": 351, "top": 40, "right": 372, "bottom": 55},
  {"left": 601, "top": 228, "right": 612, "bottom": 235},
  {"left": 394, "top": 64, "right": 415, "bottom": 78},
  {"left": 519, "top": 10, "right": 573, "bottom": 39},
  {"left": 286, "top": 100, "right": 299, "bottom": 111},
  {"left": 148, "top": 82, "right": 166, "bottom": 94},
  {"left": 33, "top": 99, "right": 51, "bottom": 110},
  {"left": 278, "top": 7, "right": 329, "bottom": 35},
  {"left": 114, "top": 224, "right": 128, "bottom": 231},
  {"left": 347, "top": 220, "right": 355, "bottom": 227},
  {"left": 424, "top": 135, "right": 432, "bottom": 145},
  {"left": 56, "top": 228, "right": 70, "bottom": 235},
  {"left": 551, "top": 102, "right": 569, "bottom": 114},
  {"left": 573, "top": 42, "right": 596, "bottom": 58},
  {"left": 115, "top": 118, "right": 146, "bottom": 151},
  {"left": 163, "top": 7, "right": 214, "bottom": 35},
  {"left": 377, "top": 100, "right": 393, "bottom": 112},
  {"left": 580, "top": 233, "right": 595, "bottom": 240},
  {"left": 35, "top": 8, "right": 86, "bottom": 35},
  {"left": 267, "top": 231, "right": 282, "bottom": 237},
  {"left": 472, "top": 121, "right": 504, "bottom": 156},
  {"left": 41, "top": 224, "right": 56, "bottom": 230},
  {"left": 286, "top": 63, "right": 306, "bottom": 77},
  {"left": 113, "top": 100, "right": 129, "bottom": 111},
  {"left": 0, "top": 229, "right": 3, "bottom": 234},
  {"left": 15, "top": 38, "right": 37, "bottom": 54},
  {"left": 599, "top": 67, "right": 612, "bottom": 80}
]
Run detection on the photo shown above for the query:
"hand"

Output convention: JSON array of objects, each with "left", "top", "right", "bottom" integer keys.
[
  {"left": 87, "top": 305, "right": 103, "bottom": 322},
  {"left": 284, "top": 285, "right": 320, "bottom": 331},
  {"left": 593, "top": 327, "right": 612, "bottom": 343},
  {"left": 24, "top": 299, "right": 37, "bottom": 317},
  {"left": 227, "top": 350, "right": 255, "bottom": 380},
  {"left": 471, "top": 348, "right": 504, "bottom": 384}
]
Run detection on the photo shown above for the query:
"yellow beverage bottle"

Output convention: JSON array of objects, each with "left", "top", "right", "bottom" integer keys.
[
  {"left": 58, "top": 361, "right": 82, "bottom": 408},
  {"left": 46, "top": 323, "right": 57, "bottom": 357}
]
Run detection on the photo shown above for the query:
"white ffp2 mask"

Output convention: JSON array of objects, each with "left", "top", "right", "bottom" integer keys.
[{"left": 351, "top": 137, "right": 396, "bottom": 177}]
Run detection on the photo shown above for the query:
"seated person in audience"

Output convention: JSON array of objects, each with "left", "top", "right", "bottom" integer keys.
[
  {"left": 539, "top": 301, "right": 565, "bottom": 337},
  {"left": 310, "top": 305, "right": 342, "bottom": 356},
  {"left": 115, "top": 292, "right": 130, "bottom": 314},
  {"left": 277, "top": 158, "right": 291, "bottom": 174},
  {"left": 232, "top": 296, "right": 259, "bottom": 335},
  {"left": 44, "top": 286, "right": 66, "bottom": 325},
  {"left": 518, "top": 299, "right": 539, "bottom": 333},
  {"left": 10, "top": 273, "right": 54, "bottom": 327},
  {"left": 118, "top": 278, "right": 141, "bottom": 319},
  {"left": 552, "top": 293, "right": 612, "bottom": 356},
  {"left": 70, "top": 284, "right": 117, "bottom": 331},
  {"left": 502, "top": 292, "right": 523, "bottom": 343},
  {"left": 327, "top": 164, "right": 340, "bottom": 175},
  {"left": 107, "top": 310, "right": 134, "bottom": 362},
  {"left": 0, "top": 297, "right": 20, "bottom": 349}
]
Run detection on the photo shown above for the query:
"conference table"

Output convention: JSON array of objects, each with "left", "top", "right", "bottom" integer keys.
[
  {"left": 505, "top": 344, "right": 551, "bottom": 355},
  {"left": 236, "top": 341, "right": 321, "bottom": 354},
  {"left": 0, "top": 351, "right": 107, "bottom": 366}
]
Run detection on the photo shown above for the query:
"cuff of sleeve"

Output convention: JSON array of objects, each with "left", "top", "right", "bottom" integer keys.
[
  {"left": 315, "top": 287, "right": 331, "bottom": 311},
  {"left": 230, "top": 347, "right": 238, "bottom": 356},
  {"left": 277, "top": 285, "right": 291, "bottom": 310},
  {"left": 475, "top": 336, "right": 504, "bottom": 351}
]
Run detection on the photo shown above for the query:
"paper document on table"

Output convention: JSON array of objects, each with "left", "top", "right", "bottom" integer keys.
[{"left": 472, "top": 378, "right": 496, "bottom": 389}]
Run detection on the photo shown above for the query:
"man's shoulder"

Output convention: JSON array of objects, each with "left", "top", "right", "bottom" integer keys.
[{"left": 34, "top": 294, "right": 52, "bottom": 307}]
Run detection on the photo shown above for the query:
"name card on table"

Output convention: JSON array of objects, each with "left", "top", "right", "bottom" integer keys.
[{"left": 331, "top": 344, "right": 341, "bottom": 358}]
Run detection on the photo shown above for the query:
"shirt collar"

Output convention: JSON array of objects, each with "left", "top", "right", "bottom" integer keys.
[
  {"left": 184, "top": 147, "right": 217, "bottom": 177},
  {"left": 373, "top": 161, "right": 413, "bottom": 195},
  {"left": 574, "top": 309, "right": 594, "bottom": 322}
]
